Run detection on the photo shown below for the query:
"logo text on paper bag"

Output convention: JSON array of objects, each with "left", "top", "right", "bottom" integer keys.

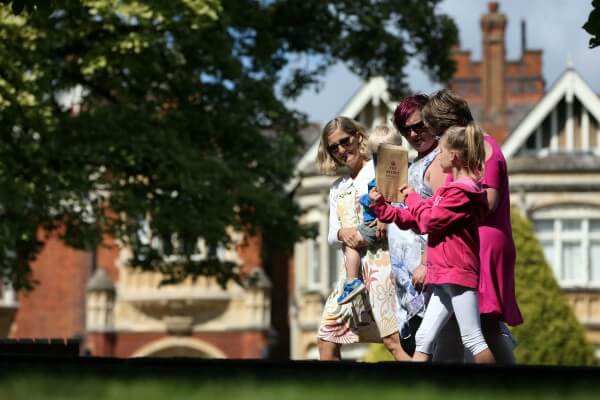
[{"left": 376, "top": 144, "right": 408, "bottom": 203}]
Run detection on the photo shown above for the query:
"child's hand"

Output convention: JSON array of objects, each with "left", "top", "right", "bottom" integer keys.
[
  {"left": 397, "top": 187, "right": 408, "bottom": 202},
  {"left": 369, "top": 187, "right": 382, "bottom": 203},
  {"left": 399, "top": 184, "right": 415, "bottom": 198},
  {"left": 412, "top": 264, "right": 427, "bottom": 293}
]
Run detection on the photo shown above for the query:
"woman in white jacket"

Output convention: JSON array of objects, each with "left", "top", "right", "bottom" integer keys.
[{"left": 316, "top": 116, "right": 409, "bottom": 361}]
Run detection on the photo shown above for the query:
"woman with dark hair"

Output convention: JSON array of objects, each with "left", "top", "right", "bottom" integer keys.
[
  {"left": 421, "top": 89, "right": 523, "bottom": 364},
  {"left": 387, "top": 94, "right": 448, "bottom": 355}
]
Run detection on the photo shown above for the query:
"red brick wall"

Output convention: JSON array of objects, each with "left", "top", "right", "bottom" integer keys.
[
  {"left": 86, "top": 332, "right": 117, "bottom": 356},
  {"left": 97, "top": 235, "right": 120, "bottom": 282},
  {"left": 453, "top": 50, "right": 482, "bottom": 79},
  {"left": 506, "top": 51, "right": 542, "bottom": 77},
  {"left": 506, "top": 50, "right": 544, "bottom": 107},
  {"left": 10, "top": 231, "right": 92, "bottom": 339},
  {"left": 88, "top": 330, "right": 268, "bottom": 358}
]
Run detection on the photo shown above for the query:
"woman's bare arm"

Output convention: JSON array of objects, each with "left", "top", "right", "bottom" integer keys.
[{"left": 425, "top": 155, "right": 446, "bottom": 193}]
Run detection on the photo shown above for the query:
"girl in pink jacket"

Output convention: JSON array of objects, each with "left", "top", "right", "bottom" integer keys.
[{"left": 370, "top": 122, "right": 496, "bottom": 363}]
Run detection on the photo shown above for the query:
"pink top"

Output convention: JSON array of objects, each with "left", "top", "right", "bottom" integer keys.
[
  {"left": 442, "top": 136, "right": 523, "bottom": 325},
  {"left": 373, "top": 178, "right": 488, "bottom": 289},
  {"left": 478, "top": 135, "right": 523, "bottom": 325}
]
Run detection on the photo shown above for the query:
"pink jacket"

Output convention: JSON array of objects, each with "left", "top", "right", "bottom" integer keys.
[{"left": 372, "top": 178, "right": 488, "bottom": 289}]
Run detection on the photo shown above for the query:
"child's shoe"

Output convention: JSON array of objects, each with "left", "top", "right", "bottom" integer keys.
[{"left": 337, "top": 278, "right": 365, "bottom": 305}]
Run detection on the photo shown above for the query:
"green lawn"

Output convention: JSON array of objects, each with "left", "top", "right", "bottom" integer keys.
[{"left": 1, "top": 374, "right": 599, "bottom": 400}]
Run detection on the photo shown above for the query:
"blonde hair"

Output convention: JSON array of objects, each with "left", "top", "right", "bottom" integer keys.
[
  {"left": 367, "top": 125, "right": 403, "bottom": 155},
  {"left": 317, "top": 116, "right": 369, "bottom": 174},
  {"left": 422, "top": 89, "right": 474, "bottom": 135},
  {"left": 443, "top": 122, "right": 485, "bottom": 180}
]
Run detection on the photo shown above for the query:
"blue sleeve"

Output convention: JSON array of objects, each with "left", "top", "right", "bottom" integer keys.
[
  {"left": 360, "top": 193, "right": 377, "bottom": 223},
  {"left": 359, "top": 193, "right": 371, "bottom": 209},
  {"left": 368, "top": 178, "right": 377, "bottom": 192}
]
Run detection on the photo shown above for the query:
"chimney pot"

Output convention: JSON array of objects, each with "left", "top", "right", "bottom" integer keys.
[{"left": 488, "top": 2, "right": 499, "bottom": 13}]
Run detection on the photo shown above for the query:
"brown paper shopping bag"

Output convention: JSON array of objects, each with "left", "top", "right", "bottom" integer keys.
[{"left": 375, "top": 144, "right": 408, "bottom": 203}]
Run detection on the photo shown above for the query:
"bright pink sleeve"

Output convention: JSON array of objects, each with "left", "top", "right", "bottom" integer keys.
[
  {"left": 372, "top": 201, "right": 419, "bottom": 231},
  {"left": 405, "top": 188, "right": 471, "bottom": 234}
]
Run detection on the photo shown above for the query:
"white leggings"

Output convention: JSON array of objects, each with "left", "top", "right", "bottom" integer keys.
[{"left": 415, "top": 284, "right": 489, "bottom": 357}]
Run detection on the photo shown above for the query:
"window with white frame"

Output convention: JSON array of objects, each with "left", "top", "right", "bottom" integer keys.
[
  {"left": 306, "top": 225, "right": 322, "bottom": 290},
  {"left": 533, "top": 207, "right": 600, "bottom": 288},
  {"left": 0, "top": 281, "right": 16, "bottom": 306},
  {"left": 298, "top": 206, "right": 350, "bottom": 292}
]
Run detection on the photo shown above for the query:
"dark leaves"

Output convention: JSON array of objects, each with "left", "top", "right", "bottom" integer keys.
[
  {"left": 583, "top": 0, "right": 600, "bottom": 49},
  {"left": 0, "top": 0, "right": 457, "bottom": 289}
]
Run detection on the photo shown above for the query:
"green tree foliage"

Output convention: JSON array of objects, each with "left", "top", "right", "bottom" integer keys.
[
  {"left": 510, "top": 210, "right": 597, "bottom": 365},
  {"left": 364, "top": 210, "right": 597, "bottom": 365},
  {"left": 0, "top": 0, "right": 457, "bottom": 290},
  {"left": 584, "top": 0, "right": 600, "bottom": 48},
  {"left": 0, "top": 0, "right": 44, "bottom": 15}
]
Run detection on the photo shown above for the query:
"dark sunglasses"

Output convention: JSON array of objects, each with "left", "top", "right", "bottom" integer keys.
[
  {"left": 400, "top": 121, "right": 427, "bottom": 135},
  {"left": 327, "top": 135, "right": 354, "bottom": 155}
]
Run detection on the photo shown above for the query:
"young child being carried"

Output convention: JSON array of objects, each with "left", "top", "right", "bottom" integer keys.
[
  {"left": 369, "top": 123, "right": 496, "bottom": 363},
  {"left": 337, "top": 125, "right": 403, "bottom": 305}
]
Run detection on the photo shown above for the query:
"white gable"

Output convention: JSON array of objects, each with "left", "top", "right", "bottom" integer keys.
[{"left": 503, "top": 68, "right": 600, "bottom": 159}]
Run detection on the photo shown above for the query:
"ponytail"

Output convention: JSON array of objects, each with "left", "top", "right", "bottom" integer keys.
[
  {"left": 464, "top": 122, "right": 485, "bottom": 179},
  {"left": 444, "top": 122, "right": 485, "bottom": 180}
]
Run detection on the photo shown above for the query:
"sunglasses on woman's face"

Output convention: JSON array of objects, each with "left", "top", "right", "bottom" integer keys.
[
  {"left": 328, "top": 135, "right": 354, "bottom": 155},
  {"left": 401, "top": 121, "right": 427, "bottom": 136}
]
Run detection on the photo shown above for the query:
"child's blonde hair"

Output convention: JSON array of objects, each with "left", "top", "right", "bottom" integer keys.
[
  {"left": 367, "top": 125, "right": 403, "bottom": 155},
  {"left": 443, "top": 122, "right": 485, "bottom": 180},
  {"left": 317, "top": 116, "right": 370, "bottom": 174}
]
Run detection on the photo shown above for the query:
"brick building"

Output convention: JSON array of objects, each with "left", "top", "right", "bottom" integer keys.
[
  {"left": 2, "top": 228, "right": 272, "bottom": 358},
  {"left": 0, "top": 124, "right": 320, "bottom": 358}
]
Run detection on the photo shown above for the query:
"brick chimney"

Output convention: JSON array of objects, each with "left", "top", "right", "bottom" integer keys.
[
  {"left": 448, "top": 2, "right": 544, "bottom": 144},
  {"left": 480, "top": 2, "right": 507, "bottom": 122}
]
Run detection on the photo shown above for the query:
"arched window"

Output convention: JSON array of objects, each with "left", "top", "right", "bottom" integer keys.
[{"left": 131, "top": 337, "right": 227, "bottom": 358}]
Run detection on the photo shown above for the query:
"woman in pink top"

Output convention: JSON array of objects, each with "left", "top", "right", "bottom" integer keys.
[
  {"left": 477, "top": 135, "right": 523, "bottom": 352},
  {"left": 370, "top": 123, "right": 496, "bottom": 363},
  {"left": 422, "top": 89, "right": 522, "bottom": 363}
]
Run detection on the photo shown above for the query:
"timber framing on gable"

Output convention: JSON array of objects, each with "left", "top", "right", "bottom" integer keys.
[{"left": 503, "top": 67, "right": 600, "bottom": 159}]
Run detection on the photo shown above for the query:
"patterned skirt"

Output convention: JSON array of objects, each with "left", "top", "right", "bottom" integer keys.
[{"left": 317, "top": 244, "right": 399, "bottom": 344}]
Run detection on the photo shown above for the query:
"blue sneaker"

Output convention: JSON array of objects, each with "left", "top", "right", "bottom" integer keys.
[{"left": 337, "top": 278, "right": 365, "bottom": 305}]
